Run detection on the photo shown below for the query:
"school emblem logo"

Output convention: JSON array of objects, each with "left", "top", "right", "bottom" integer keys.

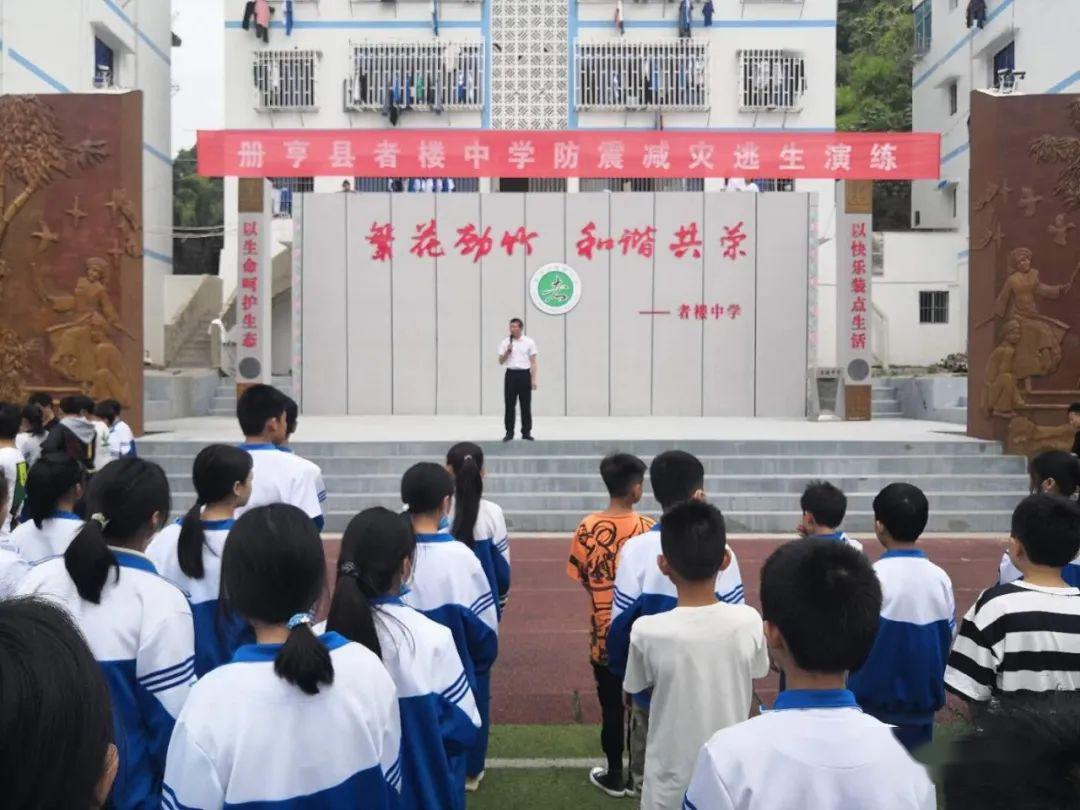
[{"left": 530, "top": 263, "right": 582, "bottom": 316}]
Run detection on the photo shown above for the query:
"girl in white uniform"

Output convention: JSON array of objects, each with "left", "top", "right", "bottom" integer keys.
[
  {"left": 147, "top": 444, "right": 255, "bottom": 677},
  {"left": 327, "top": 506, "right": 481, "bottom": 810},
  {"left": 0, "top": 470, "right": 28, "bottom": 596},
  {"left": 17, "top": 458, "right": 194, "bottom": 810},
  {"left": 163, "top": 504, "right": 403, "bottom": 808},
  {"left": 10, "top": 452, "right": 84, "bottom": 563},
  {"left": 401, "top": 463, "right": 499, "bottom": 793}
]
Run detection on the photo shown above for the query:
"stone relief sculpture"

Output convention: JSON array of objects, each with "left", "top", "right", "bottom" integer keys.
[
  {"left": 984, "top": 319, "right": 1026, "bottom": 417},
  {"left": 1049, "top": 213, "right": 1076, "bottom": 246},
  {"left": 1030, "top": 98, "right": 1080, "bottom": 210}
]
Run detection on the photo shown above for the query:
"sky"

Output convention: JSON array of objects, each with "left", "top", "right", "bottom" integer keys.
[{"left": 171, "top": 0, "right": 225, "bottom": 154}]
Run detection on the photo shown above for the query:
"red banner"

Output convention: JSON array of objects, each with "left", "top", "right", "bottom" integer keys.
[{"left": 197, "top": 130, "right": 941, "bottom": 180}]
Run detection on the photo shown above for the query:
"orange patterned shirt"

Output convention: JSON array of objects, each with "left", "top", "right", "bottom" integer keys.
[{"left": 567, "top": 511, "right": 656, "bottom": 664}]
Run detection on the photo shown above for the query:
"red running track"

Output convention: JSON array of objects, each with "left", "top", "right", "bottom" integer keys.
[{"left": 322, "top": 535, "right": 1005, "bottom": 725}]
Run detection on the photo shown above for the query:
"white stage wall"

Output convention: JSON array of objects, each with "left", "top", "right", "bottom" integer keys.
[{"left": 296, "top": 192, "right": 813, "bottom": 417}]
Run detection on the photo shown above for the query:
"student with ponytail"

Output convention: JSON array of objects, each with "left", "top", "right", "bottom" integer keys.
[
  {"left": 401, "top": 462, "right": 499, "bottom": 793},
  {"left": 9, "top": 452, "right": 84, "bottom": 563},
  {"left": 1000, "top": 450, "right": 1080, "bottom": 585},
  {"left": 163, "top": 504, "right": 402, "bottom": 807},
  {"left": 16, "top": 457, "right": 194, "bottom": 810},
  {"left": 146, "top": 444, "right": 255, "bottom": 676},
  {"left": 446, "top": 442, "right": 511, "bottom": 619},
  {"left": 326, "top": 507, "right": 481, "bottom": 809}
]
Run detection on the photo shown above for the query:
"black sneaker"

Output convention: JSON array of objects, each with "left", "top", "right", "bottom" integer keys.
[
  {"left": 502, "top": 433, "right": 513, "bottom": 442},
  {"left": 588, "top": 767, "right": 627, "bottom": 798},
  {"left": 522, "top": 434, "right": 535, "bottom": 441}
]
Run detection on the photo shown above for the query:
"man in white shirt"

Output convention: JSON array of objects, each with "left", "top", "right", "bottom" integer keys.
[{"left": 497, "top": 318, "right": 538, "bottom": 442}]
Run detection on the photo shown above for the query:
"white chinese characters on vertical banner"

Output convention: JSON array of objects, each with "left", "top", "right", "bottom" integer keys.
[{"left": 236, "top": 179, "right": 273, "bottom": 385}]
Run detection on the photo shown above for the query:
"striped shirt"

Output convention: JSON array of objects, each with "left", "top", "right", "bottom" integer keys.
[{"left": 945, "top": 580, "right": 1080, "bottom": 702}]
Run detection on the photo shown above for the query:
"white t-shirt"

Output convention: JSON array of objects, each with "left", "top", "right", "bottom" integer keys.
[
  {"left": 234, "top": 444, "right": 323, "bottom": 522},
  {"left": 0, "top": 446, "right": 28, "bottom": 543},
  {"left": 683, "top": 694, "right": 936, "bottom": 810},
  {"left": 624, "top": 601, "right": 769, "bottom": 810},
  {"left": 16, "top": 432, "right": 44, "bottom": 468},
  {"left": 10, "top": 512, "right": 83, "bottom": 563},
  {"left": 498, "top": 336, "right": 537, "bottom": 371},
  {"left": 107, "top": 420, "right": 135, "bottom": 458}
]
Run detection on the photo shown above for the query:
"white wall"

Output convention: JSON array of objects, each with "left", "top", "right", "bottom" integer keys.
[
  {"left": 873, "top": 230, "right": 966, "bottom": 366},
  {"left": 0, "top": 0, "right": 174, "bottom": 364}
]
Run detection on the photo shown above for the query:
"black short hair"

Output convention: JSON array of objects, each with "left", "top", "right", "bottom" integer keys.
[
  {"left": 872, "top": 483, "right": 929, "bottom": 543},
  {"left": 943, "top": 692, "right": 1080, "bottom": 810},
  {"left": 1011, "top": 494, "right": 1080, "bottom": 567},
  {"left": 600, "top": 453, "right": 647, "bottom": 498},
  {"left": 801, "top": 481, "right": 848, "bottom": 528},
  {"left": 1029, "top": 451, "right": 1080, "bottom": 499},
  {"left": 1069, "top": 402, "right": 1080, "bottom": 415},
  {"left": 761, "top": 539, "right": 881, "bottom": 673},
  {"left": 236, "top": 384, "right": 287, "bottom": 437},
  {"left": 649, "top": 450, "right": 705, "bottom": 510},
  {"left": 509, "top": 318, "right": 523, "bottom": 328},
  {"left": 59, "top": 395, "right": 94, "bottom": 417},
  {"left": 28, "top": 392, "right": 53, "bottom": 411},
  {"left": 0, "top": 597, "right": 115, "bottom": 809},
  {"left": 660, "top": 500, "right": 727, "bottom": 582},
  {"left": 93, "top": 399, "right": 122, "bottom": 425},
  {"left": 283, "top": 395, "right": 299, "bottom": 436},
  {"left": 0, "top": 401, "right": 20, "bottom": 439}
]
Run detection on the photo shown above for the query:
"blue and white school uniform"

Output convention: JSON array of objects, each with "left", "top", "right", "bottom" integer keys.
[
  {"left": 682, "top": 690, "right": 936, "bottom": 810},
  {"left": 279, "top": 444, "right": 328, "bottom": 513},
  {"left": 10, "top": 510, "right": 82, "bottom": 563},
  {"left": 163, "top": 632, "right": 402, "bottom": 809},
  {"left": 108, "top": 419, "right": 137, "bottom": 458},
  {"left": 808, "top": 531, "right": 863, "bottom": 553},
  {"left": 146, "top": 517, "right": 254, "bottom": 677},
  {"left": 450, "top": 498, "right": 511, "bottom": 618},
  {"left": 608, "top": 523, "right": 745, "bottom": 682},
  {"left": 848, "top": 549, "right": 955, "bottom": 751},
  {"left": 0, "top": 545, "right": 28, "bottom": 598},
  {"left": 234, "top": 443, "right": 324, "bottom": 528},
  {"left": 403, "top": 533, "right": 499, "bottom": 780},
  {"left": 17, "top": 549, "right": 195, "bottom": 810},
  {"left": 372, "top": 597, "right": 481, "bottom": 809},
  {"left": 1000, "top": 551, "right": 1080, "bottom": 587}
]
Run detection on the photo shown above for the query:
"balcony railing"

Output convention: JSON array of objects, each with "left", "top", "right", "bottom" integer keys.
[
  {"left": 344, "top": 41, "right": 484, "bottom": 112},
  {"left": 737, "top": 49, "right": 805, "bottom": 112},
  {"left": 574, "top": 39, "right": 710, "bottom": 111},
  {"left": 253, "top": 49, "right": 321, "bottom": 112}
]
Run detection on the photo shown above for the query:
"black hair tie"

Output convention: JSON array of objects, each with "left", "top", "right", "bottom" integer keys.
[{"left": 338, "top": 561, "right": 361, "bottom": 580}]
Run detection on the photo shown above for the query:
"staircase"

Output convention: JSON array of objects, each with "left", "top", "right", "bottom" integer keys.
[
  {"left": 209, "top": 378, "right": 237, "bottom": 416},
  {"left": 872, "top": 380, "right": 903, "bottom": 419},
  {"left": 171, "top": 316, "right": 215, "bottom": 368},
  {"left": 139, "top": 437, "right": 1029, "bottom": 534}
]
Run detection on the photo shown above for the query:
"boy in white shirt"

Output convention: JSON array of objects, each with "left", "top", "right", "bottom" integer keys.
[
  {"left": 624, "top": 501, "right": 768, "bottom": 810},
  {"left": 683, "top": 540, "right": 935, "bottom": 810},
  {"left": 233, "top": 385, "right": 323, "bottom": 529},
  {"left": 797, "top": 481, "right": 862, "bottom": 552},
  {"left": 94, "top": 399, "right": 135, "bottom": 460}
]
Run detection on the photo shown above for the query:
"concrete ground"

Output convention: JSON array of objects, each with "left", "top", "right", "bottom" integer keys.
[{"left": 143, "top": 415, "right": 977, "bottom": 445}]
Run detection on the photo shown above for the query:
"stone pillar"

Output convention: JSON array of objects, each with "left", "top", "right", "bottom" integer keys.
[{"left": 836, "top": 180, "right": 874, "bottom": 420}]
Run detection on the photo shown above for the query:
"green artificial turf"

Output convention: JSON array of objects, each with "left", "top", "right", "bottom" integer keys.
[
  {"left": 488, "top": 724, "right": 602, "bottom": 760},
  {"left": 467, "top": 769, "right": 629, "bottom": 809}
]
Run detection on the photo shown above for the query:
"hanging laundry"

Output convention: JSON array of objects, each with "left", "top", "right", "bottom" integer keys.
[
  {"left": 456, "top": 70, "right": 466, "bottom": 103},
  {"left": 405, "top": 72, "right": 414, "bottom": 108},
  {"left": 416, "top": 73, "right": 426, "bottom": 107},
  {"left": 431, "top": 0, "right": 440, "bottom": 36},
  {"left": 703, "top": 0, "right": 714, "bottom": 27},
  {"left": 285, "top": 0, "right": 294, "bottom": 36},
  {"left": 678, "top": 0, "right": 692, "bottom": 38},
  {"left": 242, "top": 1, "right": 255, "bottom": 30},
  {"left": 614, "top": 0, "right": 625, "bottom": 36},
  {"left": 254, "top": 0, "right": 271, "bottom": 43},
  {"left": 966, "top": 0, "right": 987, "bottom": 28}
]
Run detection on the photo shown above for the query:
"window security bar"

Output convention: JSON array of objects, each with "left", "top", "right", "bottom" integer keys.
[
  {"left": 344, "top": 41, "right": 484, "bottom": 112},
  {"left": 575, "top": 39, "right": 710, "bottom": 111},
  {"left": 737, "top": 48, "right": 805, "bottom": 112},
  {"left": 253, "top": 49, "right": 321, "bottom": 111}
]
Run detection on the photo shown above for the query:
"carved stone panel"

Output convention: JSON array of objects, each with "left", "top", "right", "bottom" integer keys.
[{"left": 0, "top": 93, "right": 143, "bottom": 432}]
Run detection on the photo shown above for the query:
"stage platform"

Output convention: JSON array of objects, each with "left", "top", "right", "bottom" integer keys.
[{"left": 139, "top": 416, "right": 1028, "bottom": 534}]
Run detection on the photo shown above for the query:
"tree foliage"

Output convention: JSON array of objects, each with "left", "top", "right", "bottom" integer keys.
[
  {"left": 837, "top": 0, "right": 915, "bottom": 230},
  {"left": 173, "top": 146, "right": 224, "bottom": 275}
]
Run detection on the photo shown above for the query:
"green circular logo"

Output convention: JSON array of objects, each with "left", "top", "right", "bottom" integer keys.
[{"left": 530, "top": 263, "right": 582, "bottom": 315}]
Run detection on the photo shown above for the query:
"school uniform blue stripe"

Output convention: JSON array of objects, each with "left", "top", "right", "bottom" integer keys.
[
  {"left": 144, "top": 663, "right": 196, "bottom": 694},
  {"left": 386, "top": 757, "right": 402, "bottom": 787},
  {"left": 683, "top": 797, "right": 699, "bottom": 810},
  {"left": 139, "top": 655, "right": 195, "bottom": 687},
  {"left": 470, "top": 593, "right": 496, "bottom": 614},
  {"left": 318, "top": 490, "right": 328, "bottom": 502},
  {"left": 163, "top": 784, "right": 197, "bottom": 810},
  {"left": 443, "top": 674, "right": 471, "bottom": 705},
  {"left": 613, "top": 588, "right": 634, "bottom": 610},
  {"left": 721, "top": 585, "right": 745, "bottom": 604}
]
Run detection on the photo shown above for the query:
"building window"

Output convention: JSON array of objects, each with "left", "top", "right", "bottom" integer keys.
[
  {"left": 354, "top": 178, "right": 479, "bottom": 193},
  {"left": 752, "top": 178, "right": 795, "bottom": 192},
  {"left": 993, "top": 41, "right": 1016, "bottom": 89},
  {"left": 269, "top": 177, "right": 313, "bottom": 217},
  {"left": 578, "top": 177, "right": 705, "bottom": 192},
  {"left": 914, "top": 1, "right": 932, "bottom": 56},
  {"left": 253, "top": 50, "right": 320, "bottom": 111},
  {"left": 948, "top": 185, "right": 958, "bottom": 218},
  {"left": 919, "top": 291, "right": 949, "bottom": 324},
  {"left": 738, "top": 50, "right": 806, "bottom": 112},
  {"left": 871, "top": 233, "right": 884, "bottom": 277},
  {"left": 948, "top": 81, "right": 958, "bottom": 115},
  {"left": 575, "top": 39, "right": 710, "bottom": 111},
  {"left": 94, "top": 37, "right": 116, "bottom": 88},
  {"left": 345, "top": 41, "right": 484, "bottom": 112}
]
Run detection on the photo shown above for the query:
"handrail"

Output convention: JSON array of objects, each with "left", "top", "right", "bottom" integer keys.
[{"left": 871, "top": 300, "right": 890, "bottom": 371}]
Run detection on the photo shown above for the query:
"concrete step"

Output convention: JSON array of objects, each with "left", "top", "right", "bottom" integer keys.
[
  {"left": 144, "top": 454, "right": 1027, "bottom": 476},
  {"left": 871, "top": 389, "right": 899, "bottom": 402}
]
